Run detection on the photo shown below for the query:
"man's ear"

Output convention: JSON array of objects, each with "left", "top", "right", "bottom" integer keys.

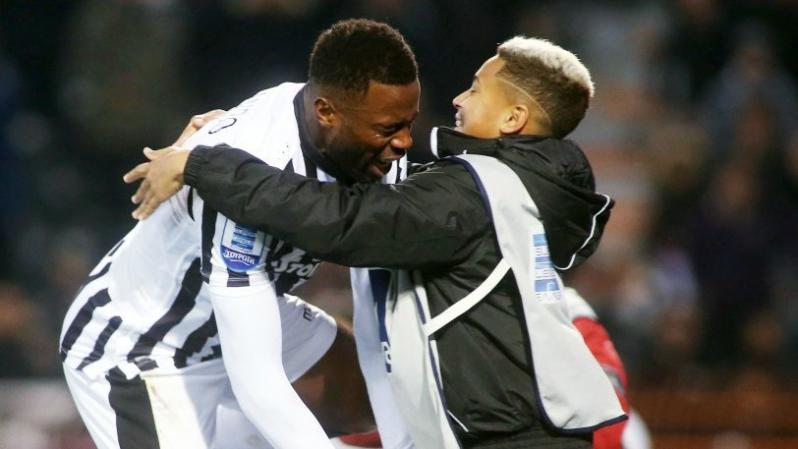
[
  {"left": 314, "top": 97, "right": 338, "bottom": 129},
  {"left": 499, "top": 104, "right": 530, "bottom": 135}
]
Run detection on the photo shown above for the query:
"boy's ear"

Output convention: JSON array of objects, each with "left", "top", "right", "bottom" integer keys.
[{"left": 499, "top": 104, "right": 530, "bottom": 135}]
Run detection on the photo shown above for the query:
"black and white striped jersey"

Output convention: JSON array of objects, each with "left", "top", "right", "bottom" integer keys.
[{"left": 59, "top": 82, "right": 406, "bottom": 379}]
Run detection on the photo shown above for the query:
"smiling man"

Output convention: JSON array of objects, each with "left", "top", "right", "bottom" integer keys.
[{"left": 129, "top": 37, "right": 626, "bottom": 448}]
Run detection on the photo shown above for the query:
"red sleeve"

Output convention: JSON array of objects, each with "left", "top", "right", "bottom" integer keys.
[{"left": 573, "top": 317, "right": 630, "bottom": 449}]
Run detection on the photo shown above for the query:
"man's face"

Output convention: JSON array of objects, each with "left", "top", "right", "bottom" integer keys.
[
  {"left": 452, "top": 56, "right": 514, "bottom": 139},
  {"left": 324, "top": 80, "right": 420, "bottom": 183}
]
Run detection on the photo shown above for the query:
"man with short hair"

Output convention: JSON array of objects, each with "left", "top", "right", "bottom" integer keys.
[
  {"left": 61, "top": 19, "right": 418, "bottom": 449},
  {"left": 130, "top": 36, "right": 626, "bottom": 448}
]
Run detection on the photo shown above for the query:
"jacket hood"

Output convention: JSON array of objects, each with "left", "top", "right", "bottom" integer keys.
[{"left": 432, "top": 127, "right": 614, "bottom": 270}]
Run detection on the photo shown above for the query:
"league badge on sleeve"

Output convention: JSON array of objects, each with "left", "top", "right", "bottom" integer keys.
[
  {"left": 532, "top": 233, "right": 563, "bottom": 302},
  {"left": 220, "top": 220, "right": 266, "bottom": 272}
]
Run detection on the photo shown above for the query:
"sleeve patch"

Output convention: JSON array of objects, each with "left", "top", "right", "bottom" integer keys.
[
  {"left": 532, "top": 232, "right": 562, "bottom": 302},
  {"left": 220, "top": 220, "right": 266, "bottom": 272}
]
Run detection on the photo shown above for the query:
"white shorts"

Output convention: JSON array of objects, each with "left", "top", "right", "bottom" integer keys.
[{"left": 64, "top": 294, "right": 336, "bottom": 449}]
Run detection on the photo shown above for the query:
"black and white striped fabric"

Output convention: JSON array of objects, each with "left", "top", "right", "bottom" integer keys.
[{"left": 59, "top": 82, "right": 404, "bottom": 380}]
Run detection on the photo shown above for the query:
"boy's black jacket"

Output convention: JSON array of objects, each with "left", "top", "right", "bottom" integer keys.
[{"left": 184, "top": 126, "right": 613, "bottom": 445}]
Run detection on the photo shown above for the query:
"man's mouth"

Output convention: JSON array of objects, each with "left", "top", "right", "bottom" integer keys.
[
  {"left": 376, "top": 159, "right": 393, "bottom": 174},
  {"left": 455, "top": 113, "right": 463, "bottom": 128},
  {"left": 365, "top": 160, "right": 392, "bottom": 181}
]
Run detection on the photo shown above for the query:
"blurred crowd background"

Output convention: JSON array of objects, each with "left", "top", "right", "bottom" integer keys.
[{"left": 1, "top": 0, "right": 797, "bottom": 448}]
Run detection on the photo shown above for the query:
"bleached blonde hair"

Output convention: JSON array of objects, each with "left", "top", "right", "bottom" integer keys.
[{"left": 497, "top": 36, "right": 594, "bottom": 138}]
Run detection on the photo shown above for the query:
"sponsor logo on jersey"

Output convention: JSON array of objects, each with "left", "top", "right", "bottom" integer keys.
[
  {"left": 269, "top": 247, "right": 319, "bottom": 279},
  {"left": 271, "top": 260, "right": 318, "bottom": 277}
]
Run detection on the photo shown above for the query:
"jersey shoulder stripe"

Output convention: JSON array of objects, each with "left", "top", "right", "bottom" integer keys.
[{"left": 184, "top": 82, "right": 303, "bottom": 168}]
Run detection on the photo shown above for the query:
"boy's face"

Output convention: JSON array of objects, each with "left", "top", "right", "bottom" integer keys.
[{"left": 452, "top": 56, "right": 515, "bottom": 139}]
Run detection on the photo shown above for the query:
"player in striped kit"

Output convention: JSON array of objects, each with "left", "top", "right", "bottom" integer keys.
[{"left": 60, "top": 19, "right": 418, "bottom": 449}]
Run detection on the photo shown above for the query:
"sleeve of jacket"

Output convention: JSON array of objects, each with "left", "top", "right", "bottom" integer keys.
[{"left": 184, "top": 144, "right": 488, "bottom": 270}]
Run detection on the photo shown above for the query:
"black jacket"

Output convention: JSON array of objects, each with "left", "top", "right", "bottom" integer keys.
[{"left": 184, "top": 127, "right": 613, "bottom": 447}]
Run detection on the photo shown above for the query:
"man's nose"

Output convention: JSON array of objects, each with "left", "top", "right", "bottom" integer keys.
[{"left": 390, "top": 127, "right": 413, "bottom": 152}]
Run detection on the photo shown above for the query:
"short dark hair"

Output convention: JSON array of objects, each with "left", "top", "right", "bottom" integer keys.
[{"left": 309, "top": 19, "right": 418, "bottom": 96}]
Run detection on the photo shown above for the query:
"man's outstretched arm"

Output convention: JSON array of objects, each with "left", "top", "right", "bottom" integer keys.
[{"left": 128, "top": 144, "right": 486, "bottom": 270}]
